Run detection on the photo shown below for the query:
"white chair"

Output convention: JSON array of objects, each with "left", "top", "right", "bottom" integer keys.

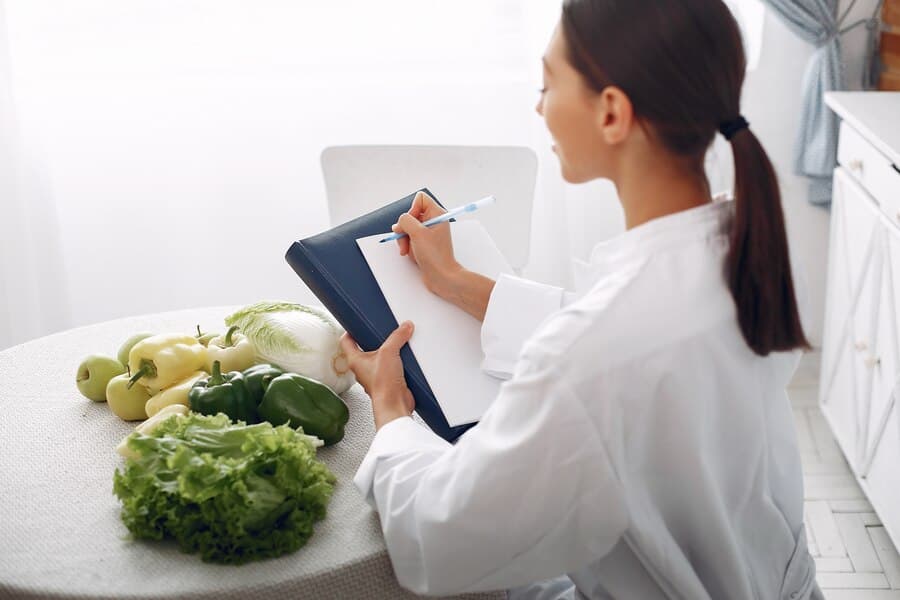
[{"left": 320, "top": 145, "right": 538, "bottom": 273}]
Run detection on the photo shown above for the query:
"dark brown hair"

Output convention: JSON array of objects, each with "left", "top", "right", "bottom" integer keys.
[{"left": 561, "top": 0, "right": 810, "bottom": 356}]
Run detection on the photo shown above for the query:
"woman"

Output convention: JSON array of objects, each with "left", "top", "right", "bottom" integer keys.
[{"left": 339, "top": 1, "right": 821, "bottom": 598}]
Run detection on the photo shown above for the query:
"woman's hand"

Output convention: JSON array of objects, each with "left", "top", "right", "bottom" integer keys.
[
  {"left": 340, "top": 322, "right": 416, "bottom": 431},
  {"left": 395, "top": 191, "right": 498, "bottom": 322},
  {"left": 393, "top": 191, "right": 464, "bottom": 299}
]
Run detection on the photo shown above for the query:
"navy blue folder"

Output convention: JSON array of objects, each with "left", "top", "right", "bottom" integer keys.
[{"left": 284, "top": 189, "right": 475, "bottom": 443}]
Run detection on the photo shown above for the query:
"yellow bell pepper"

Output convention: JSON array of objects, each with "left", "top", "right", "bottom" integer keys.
[
  {"left": 127, "top": 333, "right": 208, "bottom": 391},
  {"left": 116, "top": 404, "right": 190, "bottom": 459},
  {"left": 136, "top": 403, "right": 189, "bottom": 435},
  {"left": 205, "top": 326, "right": 257, "bottom": 373},
  {"left": 144, "top": 370, "right": 207, "bottom": 417}
]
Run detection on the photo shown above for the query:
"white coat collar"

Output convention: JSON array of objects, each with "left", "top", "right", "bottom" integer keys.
[{"left": 573, "top": 193, "right": 734, "bottom": 294}]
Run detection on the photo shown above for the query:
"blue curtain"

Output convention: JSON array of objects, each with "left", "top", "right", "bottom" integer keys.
[{"left": 760, "top": 0, "right": 882, "bottom": 206}]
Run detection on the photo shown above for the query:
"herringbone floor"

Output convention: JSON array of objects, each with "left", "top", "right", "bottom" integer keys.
[{"left": 790, "top": 357, "right": 900, "bottom": 599}]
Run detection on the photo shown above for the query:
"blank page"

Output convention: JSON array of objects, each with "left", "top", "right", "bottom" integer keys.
[{"left": 357, "top": 220, "right": 514, "bottom": 426}]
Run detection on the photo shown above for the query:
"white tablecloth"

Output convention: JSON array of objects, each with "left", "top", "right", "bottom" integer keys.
[{"left": 0, "top": 306, "right": 505, "bottom": 600}]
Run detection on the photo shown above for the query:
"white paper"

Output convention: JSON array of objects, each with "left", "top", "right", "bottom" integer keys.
[{"left": 357, "top": 220, "right": 513, "bottom": 426}]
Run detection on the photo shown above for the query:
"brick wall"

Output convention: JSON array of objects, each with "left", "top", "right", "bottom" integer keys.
[{"left": 880, "top": 0, "right": 900, "bottom": 89}]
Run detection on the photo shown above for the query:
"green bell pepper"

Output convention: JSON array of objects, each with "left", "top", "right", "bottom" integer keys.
[
  {"left": 242, "top": 363, "right": 284, "bottom": 404},
  {"left": 258, "top": 373, "right": 349, "bottom": 446},
  {"left": 188, "top": 360, "right": 258, "bottom": 424}
]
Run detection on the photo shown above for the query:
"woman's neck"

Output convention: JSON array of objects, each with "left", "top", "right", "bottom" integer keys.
[{"left": 614, "top": 151, "right": 712, "bottom": 230}]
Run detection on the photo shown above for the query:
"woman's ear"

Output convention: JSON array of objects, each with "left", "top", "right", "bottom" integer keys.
[{"left": 594, "top": 86, "right": 634, "bottom": 145}]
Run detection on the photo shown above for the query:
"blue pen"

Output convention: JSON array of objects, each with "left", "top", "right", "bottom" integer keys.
[{"left": 379, "top": 195, "right": 496, "bottom": 243}]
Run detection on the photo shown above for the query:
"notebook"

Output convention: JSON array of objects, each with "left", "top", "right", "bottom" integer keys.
[
  {"left": 285, "top": 189, "right": 513, "bottom": 442},
  {"left": 357, "top": 220, "right": 512, "bottom": 427}
]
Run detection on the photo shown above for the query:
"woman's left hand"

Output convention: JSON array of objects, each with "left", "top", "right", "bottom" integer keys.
[{"left": 340, "top": 321, "right": 416, "bottom": 431}]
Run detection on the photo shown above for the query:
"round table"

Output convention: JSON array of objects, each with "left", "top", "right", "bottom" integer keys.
[{"left": 0, "top": 306, "right": 505, "bottom": 600}]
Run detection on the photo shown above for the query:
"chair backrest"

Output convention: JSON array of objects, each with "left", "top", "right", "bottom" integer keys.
[{"left": 320, "top": 145, "right": 538, "bottom": 272}]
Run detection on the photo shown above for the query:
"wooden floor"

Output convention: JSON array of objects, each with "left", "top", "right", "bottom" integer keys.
[{"left": 790, "top": 357, "right": 900, "bottom": 599}]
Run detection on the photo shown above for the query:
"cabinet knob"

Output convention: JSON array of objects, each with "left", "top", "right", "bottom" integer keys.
[
  {"left": 848, "top": 159, "right": 864, "bottom": 172},
  {"left": 855, "top": 341, "right": 868, "bottom": 351},
  {"left": 864, "top": 356, "right": 881, "bottom": 369}
]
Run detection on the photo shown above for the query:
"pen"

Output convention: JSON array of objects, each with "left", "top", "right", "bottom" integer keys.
[{"left": 379, "top": 195, "right": 496, "bottom": 243}]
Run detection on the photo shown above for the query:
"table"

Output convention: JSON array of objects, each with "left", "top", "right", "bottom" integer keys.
[{"left": 0, "top": 306, "right": 505, "bottom": 599}]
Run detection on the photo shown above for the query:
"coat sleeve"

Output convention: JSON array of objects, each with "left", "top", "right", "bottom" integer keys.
[
  {"left": 353, "top": 353, "right": 629, "bottom": 596},
  {"left": 480, "top": 274, "right": 576, "bottom": 379}
]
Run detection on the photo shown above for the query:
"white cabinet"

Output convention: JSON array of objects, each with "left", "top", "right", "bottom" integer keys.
[
  {"left": 863, "top": 229, "right": 900, "bottom": 544},
  {"left": 821, "top": 92, "right": 900, "bottom": 549},
  {"left": 820, "top": 168, "right": 882, "bottom": 471}
]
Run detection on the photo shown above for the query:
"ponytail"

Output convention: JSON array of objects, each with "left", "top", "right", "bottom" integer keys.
[
  {"left": 727, "top": 128, "right": 810, "bottom": 355},
  {"left": 560, "top": 0, "right": 811, "bottom": 357}
]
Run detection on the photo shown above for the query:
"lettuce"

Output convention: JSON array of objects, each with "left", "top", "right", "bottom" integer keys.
[{"left": 113, "top": 412, "right": 336, "bottom": 564}]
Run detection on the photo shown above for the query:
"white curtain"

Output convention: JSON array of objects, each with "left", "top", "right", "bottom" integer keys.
[
  {"left": 2, "top": 1, "right": 756, "bottom": 345},
  {"left": 0, "top": 0, "right": 70, "bottom": 350}
]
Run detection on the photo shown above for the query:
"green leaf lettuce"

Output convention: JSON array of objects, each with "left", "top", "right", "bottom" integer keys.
[{"left": 113, "top": 412, "right": 336, "bottom": 564}]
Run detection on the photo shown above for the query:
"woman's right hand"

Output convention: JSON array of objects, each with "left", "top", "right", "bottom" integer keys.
[{"left": 393, "top": 191, "right": 463, "bottom": 299}]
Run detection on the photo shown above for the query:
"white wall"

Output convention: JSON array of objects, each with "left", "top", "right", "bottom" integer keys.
[
  {"left": 740, "top": 0, "right": 880, "bottom": 347},
  {"left": 742, "top": 10, "right": 829, "bottom": 348},
  {"left": 5, "top": 1, "right": 549, "bottom": 337},
  {"left": 2, "top": 0, "right": 880, "bottom": 348}
]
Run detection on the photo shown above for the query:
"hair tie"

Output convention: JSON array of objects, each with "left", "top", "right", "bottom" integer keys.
[{"left": 719, "top": 115, "right": 749, "bottom": 141}]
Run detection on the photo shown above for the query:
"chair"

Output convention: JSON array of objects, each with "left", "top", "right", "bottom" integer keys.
[{"left": 320, "top": 145, "right": 538, "bottom": 273}]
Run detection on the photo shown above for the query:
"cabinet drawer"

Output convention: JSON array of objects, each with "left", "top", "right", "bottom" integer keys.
[{"left": 838, "top": 120, "right": 900, "bottom": 223}]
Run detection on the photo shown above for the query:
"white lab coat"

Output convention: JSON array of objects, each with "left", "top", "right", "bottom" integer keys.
[{"left": 354, "top": 198, "right": 823, "bottom": 600}]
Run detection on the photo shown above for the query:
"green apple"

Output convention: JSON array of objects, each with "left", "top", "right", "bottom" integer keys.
[
  {"left": 117, "top": 332, "right": 154, "bottom": 366},
  {"left": 75, "top": 355, "right": 126, "bottom": 402},
  {"left": 106, "top": 373, "right": 151, "bottom": 420}
]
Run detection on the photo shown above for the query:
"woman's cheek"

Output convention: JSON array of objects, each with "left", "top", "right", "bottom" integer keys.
[
  {"left": 543, "top": 101, "right": 564, "bottom": 152},
  {"left": 538, "top": 92, "right": 553, "bottom": 132},
  {"left": 541, "top": 96, "right": 577, "bottom": 180}
]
